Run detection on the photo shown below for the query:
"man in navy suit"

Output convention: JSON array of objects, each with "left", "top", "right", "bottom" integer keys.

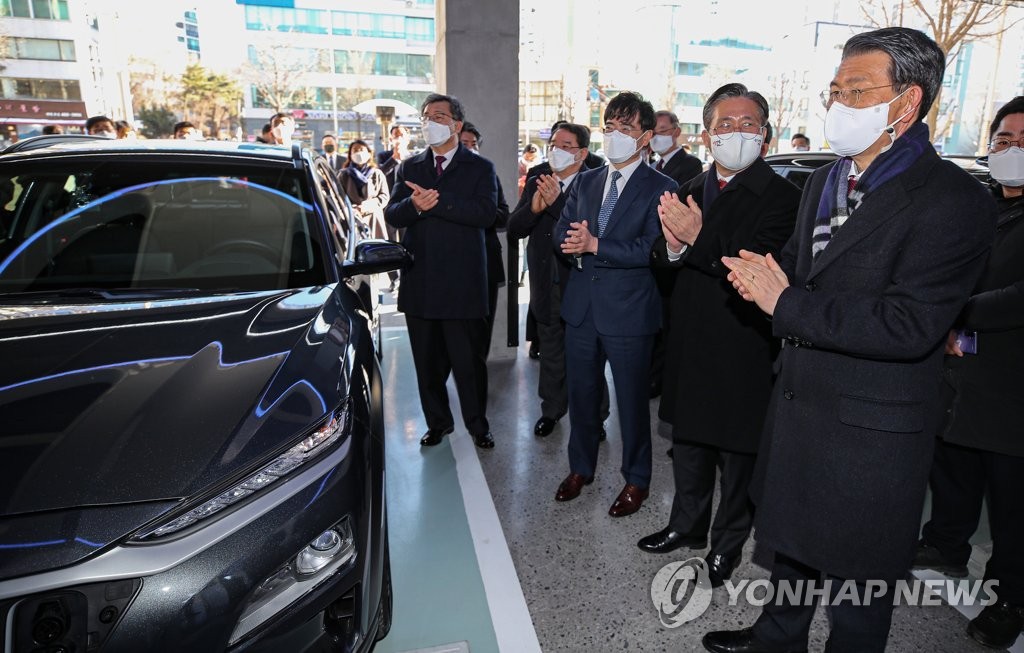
[
  {"left": 552, "top": 92, "right": 676, "bottom": 516},
  {"left": 384, "top": 93, "right": 498, "bottom": 450}
]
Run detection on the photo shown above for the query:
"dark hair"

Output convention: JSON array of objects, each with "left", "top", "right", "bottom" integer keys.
[
  {"left": 173, "top": 121, "right": 195, "bottom": 134},
  {"left": 764, "top": 122, "right": 774, "bottom": 147},
  {"left": 461, "top": 121, "right": 482, "bottom": 144},
  {"left": 390, "top": 124, "right": 408, "bottom": 137},
  {"left": 41, "top": 125, "right": 63, "bottom": 135},
  {"left": 553, "top": 123, "right": 591, "bottom": 150},
  {"left": 523, "top": 143, "right": 538, "bottom": 154},
  {"left": 989, "top": 96, "right": 1024, "bottom": 140},
  {"left": 655, "top": 110, "right": 680, "bottom": 129},
  {"left": 791, "top": 133, "right": 809, "bottom": 144},
  {"left": 842, "top": 27, "right": 945, "bottom": 124},
  {"left": 85, "top": 115, "right": 113, "bottom": 132},
  {"left": 604, "top": 91, "right": 656, "bottom": 132},
  {"left": 702, "top": 83, "right": 769, "bottom": 130},
  {"left": 321, "top": 133, "right": 337, "bottom": 141},
  {"left": 421, "top": 93, "right": 465, "bottom": 122},
  {"left": 261, "top": 123, "right": 273, "bottom": 134},
  {"left": 343, "top": 139, "right": 375, "bottom": 168},
  {"left": 270, "top": 112, "right": 293, "bottom": 126},
  {"left": 550, "top": 119, "right": 568, "bottom": 133}
]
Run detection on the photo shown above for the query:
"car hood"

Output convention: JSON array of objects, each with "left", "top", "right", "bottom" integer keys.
[{"left": 0, "top": 285, "right": 351, "bottom": 522}]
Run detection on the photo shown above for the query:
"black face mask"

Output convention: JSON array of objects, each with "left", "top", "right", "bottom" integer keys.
[{"left": 324, "top": 144, "right": 336, "bottom": 153}]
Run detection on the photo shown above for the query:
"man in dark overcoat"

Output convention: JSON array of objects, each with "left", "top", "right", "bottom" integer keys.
[
  {"left": 385, "top": 93, "right": 498, "bottom": 450},
  {"left": 707, "top": 27, "right": 997, "bottom": 653},
  {"left": 638, "top": 84, "right": 799, "bottom": 591}
]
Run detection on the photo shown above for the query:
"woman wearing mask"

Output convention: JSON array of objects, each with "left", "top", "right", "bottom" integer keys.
[
  {"left": 339, "top": 140, "right": 390, "bottom": 239},
  {"left": 914, "top": 95, "right": 1024, "bottom": 650}
]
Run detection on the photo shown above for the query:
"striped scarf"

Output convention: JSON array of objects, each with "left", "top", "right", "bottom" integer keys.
[{"left": 812, "top": 121, "right": 931, "bottom": 258}]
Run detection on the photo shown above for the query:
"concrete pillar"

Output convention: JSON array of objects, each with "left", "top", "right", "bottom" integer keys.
[{"left": 437, "top": 0, "right": 520, "bottom": 361}]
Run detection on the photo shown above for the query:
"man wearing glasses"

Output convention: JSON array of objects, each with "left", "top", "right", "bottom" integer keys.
[
  {"left": 551, "top": 92, "right": 676, "bottom": 517},
  {"left": 639, "top": 84, "right": 800, "bottom": 592},
  {"left": 706, "top": 28, "right": 997, "bottom": 653},
  {"left": 384, "top": 93, "right": 498, "bottom": 450}
]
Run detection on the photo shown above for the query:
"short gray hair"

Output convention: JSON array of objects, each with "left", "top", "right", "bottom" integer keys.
[
  {"left": 842, "top": 27, "right": 945, "bottom": 123},
  {"left": 421, "top": 93, "right": 465, "bottom": 122},
  {"left": 702, "top": 83, "right": 769, "bottom": 130},
  {"left": 655, "top": 110, "right": 680, "bottom": 128}
]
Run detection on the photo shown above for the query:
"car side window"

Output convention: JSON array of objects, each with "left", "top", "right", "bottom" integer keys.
[{"left": 312, "top": 160, "right": 352, "bottom": 261}]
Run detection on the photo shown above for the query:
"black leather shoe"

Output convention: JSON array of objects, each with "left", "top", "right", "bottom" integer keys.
[
  {"left": 706, "top": 552, "right": 738, "bottom": 588},
  {"left": 911, "top": 541, "right": 968, "bottom": 578},
  {"left": 637, "top": 527, "right": 707, "bottom": 554},
  {"left": 967, "top": 600, "right": 1024, "bottom": 649},
  {"left": 703, "top": 627, "right": 807, "bottom": 653},
  {"left": 472, "top": 431, "right": 494, "bottom": 449},
  {"left": 420, "top": 426, "right": 454, "bottom": 446},
  {"left": 528, "top": 341, "right": 540, "bottom": 359},
  {"left": 534, "top": 417, "right": 557, "bottom": 437}
]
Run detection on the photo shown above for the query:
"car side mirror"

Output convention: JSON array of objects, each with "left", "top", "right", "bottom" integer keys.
[{"left": 341, "top": 239, "right": 412, "bottom": 278}]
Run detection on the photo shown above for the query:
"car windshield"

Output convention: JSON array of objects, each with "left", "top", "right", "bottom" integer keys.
[{"left": 0, "top": 159, "right": 331, "bottom": 297}]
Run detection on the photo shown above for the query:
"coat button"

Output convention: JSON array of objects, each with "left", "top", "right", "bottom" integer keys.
[
  {"left": 783, "top": 390, "right": 794, "bottom": 400},
  {"left": 805, "top": 281, "right": 816, "bottom": 291}
]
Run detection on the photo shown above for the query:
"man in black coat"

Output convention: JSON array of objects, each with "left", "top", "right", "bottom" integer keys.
[
  {"left": 638, "top": 86, "right": 799, "bottom": 589},
  {"left": 384, "top": 93, "right": 498, "bottom": 450},
  {"left": 648, "top": 109, "right": 705, "bottom": 399},
  {"left": 708, "top": 28, "right": 997, "bottom": 653},
  {"left": 913, "top": 96, "right": 1024, "bottom": 649},
  {"left": 508, "top": 123, "right": 609, "bottom": 437}
]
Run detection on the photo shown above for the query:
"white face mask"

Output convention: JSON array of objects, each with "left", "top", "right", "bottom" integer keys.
[
  {"left": 824, "top": 89, "right": 910, "bottom": 157},
  {"left": 710, "top": 131, "right": 763, "bottom": 172},
  {"left": 604, "top": 129, "right": 645, "bottom": 164},
  {"left": 650, "top": 134, "right": 675, "bottom": 154},
  {"left": 548, "top": 146, "right": 580, "bottom": 172},
  {"left": 793, "top": 145, "right": 810, "bottom": 152},
  {"left": 351, "top": 150, "right": 371, "bottom": 166},
  {"left": 272, "top": 123, "right": 294, "bottom": 143},
  {"left": 95, "top": 130, "right": 116, "bottom": 139},
  {"left": 987, "top": 147, "right": 1024, "bottom": 188},
  {"left": 424, "top": 120, "right": 454, "bottom": 147}
]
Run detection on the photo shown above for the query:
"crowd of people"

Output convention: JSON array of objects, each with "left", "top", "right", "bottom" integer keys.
[
  {"left": 380, "top": 27, "right": 1021, "bottom": 653},
  {"left": 42, "top": 25, "right": 1023, "bottom": 652}
]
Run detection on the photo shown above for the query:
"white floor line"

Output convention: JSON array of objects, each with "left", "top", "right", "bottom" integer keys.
[
  {"left": 449, "top": 433, "right": 542, "bottom": 653},
  {"left": 910, "top": 569, "right": 1024, "bottom": 653}
]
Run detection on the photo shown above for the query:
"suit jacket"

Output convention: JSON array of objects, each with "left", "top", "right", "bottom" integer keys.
[
  {"left": 384, "top": 144, "right": 497, "bottom": 319},
  {"left": 941, "top": 191, "right": 1024, "bottom": 457},
  {"left": 508, "top": 166, "right": 586, "bottom": 323},
  {"left": 651, "top": 158, "right": 799, "bottom": 452},
  {"left": 486, "top": 179, "right": 509, "bottom": 288},
  {"left": 553, "top": 162, "right": 676, "bottom": 336},
  {"left": 752, "top": 147, "right": 997, "bottom": 581},
  {"left": 654, "top": 148, "right": 703, "bottom": 187},
  {"left": 376, "top": 150, "right": 402, "bottom": 191}
]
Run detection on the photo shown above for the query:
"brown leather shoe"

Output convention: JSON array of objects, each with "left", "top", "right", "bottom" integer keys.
[
  {"left": 555, "top": 473, "right": 593, "bottom": 502},
  {"left": 608, "top": 483, "right": 649, "bottom": 517}
]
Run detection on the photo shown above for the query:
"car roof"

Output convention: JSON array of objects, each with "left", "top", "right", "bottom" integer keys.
[{"left": 0, "top": 136, "right": 303, "bottom": 165}]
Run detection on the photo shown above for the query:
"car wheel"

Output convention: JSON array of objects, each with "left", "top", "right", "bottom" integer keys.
[{"left": 376, "top": 539, "right": 393, "bottom": 641}]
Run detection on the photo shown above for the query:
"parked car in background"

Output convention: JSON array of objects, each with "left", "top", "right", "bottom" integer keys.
[
  {"left": 0, "top": 138, "right": 408, "bottom": 652},
  {"left": 764, "top": 151, "right": 839, "bottom": 189}
]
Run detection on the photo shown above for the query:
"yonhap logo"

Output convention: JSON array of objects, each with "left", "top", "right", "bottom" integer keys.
[{"left": 650, "top": 557, "right": 714, "bottom": 627}]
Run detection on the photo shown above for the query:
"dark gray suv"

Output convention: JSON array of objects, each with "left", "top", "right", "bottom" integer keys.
[{"left": 0, "top": 137, "right": 408, "bottom": 652}]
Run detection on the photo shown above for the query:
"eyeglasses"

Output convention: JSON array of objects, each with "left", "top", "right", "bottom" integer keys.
[
  {"left": 990, "top": 138, "right": 1024, "bottom": 153},
  {"left": 819, "top": 85, "right": 894, "bottom": 108},
  {"left": 547, "top": 144, "right": 582, "bottom": 152},
  {"left": 602, "top": 124, "right": 642, "bottom": 136},
  {"left": 419, "top": 112, "right": 453, "bottom": 125},
  {"left": 711, "top": 119, "right": 764, "bottom": 140}
]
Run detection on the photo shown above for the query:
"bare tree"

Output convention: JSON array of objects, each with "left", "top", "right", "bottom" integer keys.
[
  {"left": 766, "top": 71, "right": 804, "bottom": 154},
  {"left": 861, "top": 0, "right": 1024, "bottom": 138},
  {"left": 241, "top": 33, "right": 314, "bottom": 113}
]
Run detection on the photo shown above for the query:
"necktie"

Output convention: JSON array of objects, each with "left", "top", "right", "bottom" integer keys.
[
  {"left": 435, "top": 155, "right": 445, "bottom": 177},
  {"left": 847, "top": 175, "right": 857, "bottom": 196},
  {"left": 718, "top": 179, "right": 728, "bottom": 190},
  {"left": 656, "top": 160, "right": 664, "bottom": 172},
  {"left": 597, "top": 170, "right": 622, "bottom": 237}
]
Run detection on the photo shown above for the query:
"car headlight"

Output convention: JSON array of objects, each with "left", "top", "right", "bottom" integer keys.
[
  {"left": 229, "top": 517, "right": 356, "bottom": 645},
  {"left": 133, "top": 400, "right": 351, "bottom": 540}
]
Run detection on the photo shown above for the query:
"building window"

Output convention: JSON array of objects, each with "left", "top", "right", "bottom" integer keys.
[
  {"left": 7, "top": 38, "right": 76, "bottom": 61},
  {"left": 405, "top": 17, "right": 434, "bottom": 42},
  {"left": 675, "top": 62, "right": 706, "bottom": 76},
  {"left": 676, "top": 92, "right": 705, "bottom": 107},
  {"left": 1, "top": 0, "right": 68, "bottom": 19},
  {"left": 0, "top": 77, "right": 82, "bottom": 100},
  {"left": 251, "top": 85, "right": 430, "bottom": 112},
  {"left": 334, "top": 50, "right": 433, "bottom": 81}
]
